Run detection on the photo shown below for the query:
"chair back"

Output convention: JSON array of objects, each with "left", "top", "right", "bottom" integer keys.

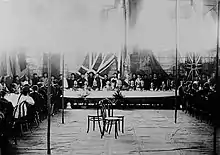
[{"left": 97, "top": 98, "right": 114, "bottom": 119}]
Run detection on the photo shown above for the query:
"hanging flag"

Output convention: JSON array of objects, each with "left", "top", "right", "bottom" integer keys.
[
  {"left": 17, "top": 51, "right": 27, "bottom": 72},
  {"left": 0, "top": 52, "right": 7, "bottom": 76},
  {"left": 78, "top": 52, "right": 116, "bottom": 77}
]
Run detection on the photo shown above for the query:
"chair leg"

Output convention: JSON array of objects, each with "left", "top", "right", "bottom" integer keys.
[
  {"left": 106, "top": 122, "right": 110, "bottom": 132},
  {"left": 35, "top": 116, "right": 39, "bottom": 127},
  {"left": 115, "top": 121, "right": 118, "bottom": 139},
  {"left": 87, "top": 117, "right": 90, "bottom": 133},
  {"left": 29, "top": 122, "right": 33, "bottom": 133},
  {"left": 36, "top": 113, "right": 40, "bottom": 126},
  {"left": 122, "top": 118, "right": 124, "bottom": 133},
  {"left": 20, "top": 124, "right": 23, "bottom": 136},
  {"left": 118, "top": 120, "right": 120, "bottom": 131},
  {"left": 101, "top": 121, "right": 106, "bottom": 139},
  {"left": 93, "top": 119, "right": 95, "bottom": 131},
  {"left": 97, "top": 118, "right": 102, "bottom": 134},
  {"left": 26, "top": 122, "right": 29, "bottom": 131},
  {"left": 116, "top": 122, "right": 119, "bottom": 136},
  {"left": 14, "top": 136, "right": 17, "bottom": 145},
  {"left": 109, "top": 121, "right": 113, "bottom": 134}
]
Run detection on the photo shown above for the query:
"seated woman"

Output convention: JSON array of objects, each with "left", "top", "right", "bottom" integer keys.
[
  {"left": 140, "top": 80, "right": 145, "bottom": 91},
  {"left": 72, "top": 80, "right": 79, "bottom": 91},
  {"left": 150, "top": 82, "right": 154, "bottom": 91},
  {"left": 161, "top": 81, "right": 166, "bottom": 91},
  {"left": 110, "top": 80, "right": 117, "bottom": 91},
  {"left": 92, "top": 78, "right": 99, "bottom": 91},
  {"left": 129, "top": 80, "right": 135, "bottom": 91},
  {"left": 135, "top": 75, "right": 142, "bottom": 91},
  {"left": 21, "top": 75, "right": 32, "bottom": 86},
  {"left": 83, "top": 81, "right": 90, "bottom": 91}
]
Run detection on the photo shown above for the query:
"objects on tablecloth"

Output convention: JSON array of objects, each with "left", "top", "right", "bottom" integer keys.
[{"left": 66, "top": 102, "right": 72, "bottom": 109}]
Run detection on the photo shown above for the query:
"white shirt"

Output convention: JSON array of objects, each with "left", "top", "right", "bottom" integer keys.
[
  {"left": 13, "top": 94, "right": 35, "bottom": 119},
  {"left": 17, "top": 95, "right": 35, "bottom": 106}
]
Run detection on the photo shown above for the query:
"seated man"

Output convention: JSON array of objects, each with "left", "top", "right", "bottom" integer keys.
[
  {"left": 103, "top": 81, "right": 111, "bottom": 91},
  {"left": 129, "top": 80, "right": 135, "bottom": 91},
  {"left": 116, "top": 79, "right": 123, "bottom": 90}
]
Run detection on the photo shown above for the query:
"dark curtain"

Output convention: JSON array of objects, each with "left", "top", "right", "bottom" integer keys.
[
  {"left": 43, "top": 53, "right": 60, "bottom": 78},
  {"left": 17, "top": 52, "right": 27, "bottom": 72}
]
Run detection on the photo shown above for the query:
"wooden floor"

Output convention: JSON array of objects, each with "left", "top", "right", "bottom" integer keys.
[{"left": 8, "top": 109, "right": 220, "bottom": 155}]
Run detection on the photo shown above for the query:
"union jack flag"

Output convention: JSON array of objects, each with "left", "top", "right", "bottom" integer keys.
[
  {"left": 185, "top": 52, "right": 202, "bottom": 80},
  {"left": 78, "top": 52, "right": 116, "bottom": 77}
]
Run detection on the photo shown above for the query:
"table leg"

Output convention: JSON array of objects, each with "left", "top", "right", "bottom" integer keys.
[{"left": 122, "top": 118, "right": 124, "bottom": 133}]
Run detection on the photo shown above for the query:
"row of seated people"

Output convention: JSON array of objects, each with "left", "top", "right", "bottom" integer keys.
[
  {"left": 0, "top": 84, "right": 62, "bottom": 154},
  {"left": 178, "top": 80, "right": 219, "bottom": 125},
  {"left": 66, "top": 72, "right": 175, "bottom": 91},
  {"left": 0, "top": 73, "right": 63, "bottom": 94}
]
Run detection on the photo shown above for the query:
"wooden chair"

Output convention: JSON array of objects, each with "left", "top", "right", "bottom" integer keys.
[
  {"left": 86, "top": 101, "right": 103, "bottom": 133},
  {"left": 97, "top": 99, "right": 121, "bottom": 139},
  {"left": 108, "top": 99, "right": 125, "bottom": 133}
]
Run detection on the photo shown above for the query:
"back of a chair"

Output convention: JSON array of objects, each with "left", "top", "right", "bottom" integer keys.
[{"left": 97, "top": 98, "right": 114, "bottom": 119}]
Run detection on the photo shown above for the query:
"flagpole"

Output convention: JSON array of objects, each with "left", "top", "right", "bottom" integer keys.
[
  {"left": 123, "top": 0, "right": 127, "bottom": 79},
  {"left": 47, "top": 52, "right": 51, "bottom": 155},
  {"left": 61, "top": 53, "right": 65, "bottom": 124},
  {"left": 213, "top": 1, "right": 219, "bottom": 154},
  {"left": 174, "top": 0, "right": 179, "bottom": 124}
]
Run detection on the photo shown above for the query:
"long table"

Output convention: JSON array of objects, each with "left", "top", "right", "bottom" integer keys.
[
  {"left": 64, "top": 90, "right": 175, "bottom": 98},
  {"left": 64, "top": 90, "right": 177, "bottom": 109}
]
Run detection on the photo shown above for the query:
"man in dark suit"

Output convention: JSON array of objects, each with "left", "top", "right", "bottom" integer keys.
[{"left": 0, "top": 90, "right": 14, "bottom": 154}]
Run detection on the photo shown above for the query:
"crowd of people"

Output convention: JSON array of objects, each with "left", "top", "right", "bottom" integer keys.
[
  {"left": 0, "top": 70, "right": 219, "bottom": 153},
  {"left": 178, "top": 73, "right": 219, "bottom": 126},
  {"left": 65, "top": 72, "right": 177, "bottom": 91},
  {"left": 0, "top": 73, "right": 62, "bottom": 154}
]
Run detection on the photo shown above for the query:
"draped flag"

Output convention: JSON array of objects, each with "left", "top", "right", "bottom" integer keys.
[
  {"left": 78, "top": 52, "right": 116, "bottom": 77},
  {"left": 42, "top": 53, "right": 60, "bottom": 78},
  {"left": 130, "top": 49, "right": 167, "bottom": 76},
  {"left": 0, "top": 51, "right": 27, "bottom": 77},
  {"left": 0, "top": 52, "right": 8, "bottom": 76}
]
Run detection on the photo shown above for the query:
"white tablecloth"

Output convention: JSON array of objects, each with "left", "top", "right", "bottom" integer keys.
[{"left": 64, "top": 90, "right": 175, "bottom": 99}]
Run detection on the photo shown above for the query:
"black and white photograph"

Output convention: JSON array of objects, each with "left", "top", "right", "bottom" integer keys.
[{"left": 0, "top": 0, "right": 219, "bottom": 154}]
